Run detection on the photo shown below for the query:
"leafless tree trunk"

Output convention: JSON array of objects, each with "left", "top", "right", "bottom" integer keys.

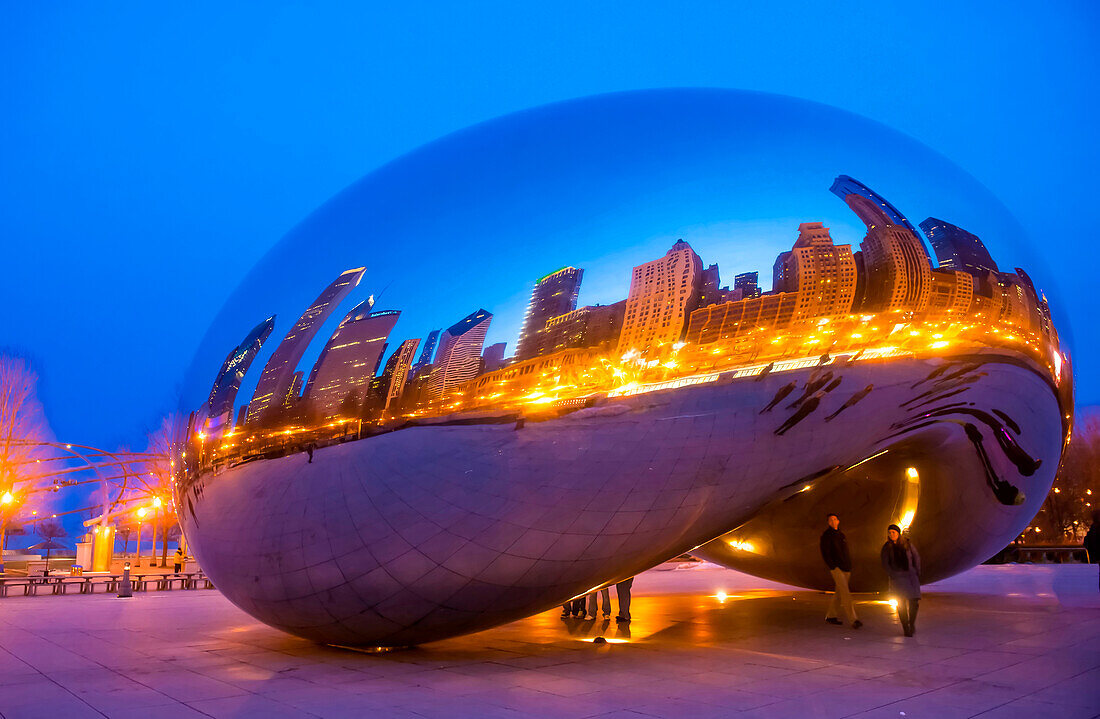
[{"left": 0, "top": 356, "right": 52, "bottom": 571}]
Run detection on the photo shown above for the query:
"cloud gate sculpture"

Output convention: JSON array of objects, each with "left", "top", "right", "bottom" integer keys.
[{"left": 174, "top": 89, "right": 1072, "bottom": 647}]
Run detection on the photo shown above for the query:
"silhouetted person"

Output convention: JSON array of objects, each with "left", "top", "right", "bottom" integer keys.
[
  {"left": 1084, "top": 511, "right": 1100, "bottom": 592},
  {"left": 755, "top": 362, "right": 776, "bottom": 381},
  {"left": 761, "top": 381, "right": 797, "bottom": 413},
  {"left": 775, "top": 392, "right": 824, "bottom": 436},
  {"left": 825, "top": 384, "right": 873, "bottom": 422},
  {"left": 615, "top": 577, "right": 634, "bottom": 622},
  {"left": 881, "top": 524, "right": 921, "bottom": 636},
  {"left": 912, "top": 362, "right": 951, "bottom": 388},
  {"left": 787, "top": 372, "right": 832, "bottom": 409},
  {"left": 821, "top": 513, "right": 861, "bottom": 628},
  {"left": 306, "top": 443, "right": 316, "bottom": 463},
  {"left": 964, "top": 423, "right": 1024, "bottom": 505}
]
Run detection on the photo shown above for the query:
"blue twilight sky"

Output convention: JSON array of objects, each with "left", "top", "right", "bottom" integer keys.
[{"left": 2, "top": 2, "right": 1098, "bottom": 454}]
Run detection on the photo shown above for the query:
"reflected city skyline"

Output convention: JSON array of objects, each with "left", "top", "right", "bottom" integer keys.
[{"left": 184, "top": 174, "right": 1066, "bottom": 463}]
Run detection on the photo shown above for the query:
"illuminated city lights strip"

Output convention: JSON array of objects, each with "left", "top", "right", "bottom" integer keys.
[
  {"left": 606, "top": 346, "right": 913, "bottom": 400},
  {"left": 608, "top": 372, "right": 721, "bottom": 398}
]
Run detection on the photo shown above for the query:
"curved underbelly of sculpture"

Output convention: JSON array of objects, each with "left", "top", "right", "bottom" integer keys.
[{"left": 177, "top": 349, "right": 1065, "bottom": 647}]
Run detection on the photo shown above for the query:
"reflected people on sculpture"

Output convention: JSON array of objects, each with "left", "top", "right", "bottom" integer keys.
[{"left": 169, "top": 89, "right": 1072, "bottom": 647}]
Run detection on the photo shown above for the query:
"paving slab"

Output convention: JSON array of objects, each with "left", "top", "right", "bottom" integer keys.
[{"left": 0, "top": 563, "right": 1096, "bottom": 718}]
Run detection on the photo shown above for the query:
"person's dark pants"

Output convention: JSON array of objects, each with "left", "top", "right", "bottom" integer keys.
[
  {"left": 174, "top": 563, "right": 182, "bottom": 573},
  {"left": 897, "top": 598, "right": 920, "bottom": 635},
  {"left": 561, "top": 597, "right": 585, "bottom": 616},
  {"left": 616, "top": 577, "right": 634, "bottom": 620}
]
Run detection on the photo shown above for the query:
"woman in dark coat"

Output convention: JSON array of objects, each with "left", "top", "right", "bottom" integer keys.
[{"left": 881, "top": 524, "right": 921, "bottom": 636}]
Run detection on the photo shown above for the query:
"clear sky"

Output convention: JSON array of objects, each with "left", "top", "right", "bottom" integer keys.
[{"left": 2, "top": 2, "right": 1098, "bottom": 453}]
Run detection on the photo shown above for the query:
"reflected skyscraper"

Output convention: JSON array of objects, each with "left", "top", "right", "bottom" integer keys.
[
  {"left": 920, "top": 217, "right": 999, "bottom": 277},
  {"left": 773, "top": 222, "right": 857, "bottom": 322},
  {"left": 832, "top": 177, "right": 932, "bottom": 314},
  {"left": 829, "top": 174, "right": 921, "bottom": 237},
  {"left": 304, "top": 305, "right": 400, "bottom": 420},
  {"left": 246, "top": 267, "right": 365, "bottom": 424},
  {"left": 427, "top": 309, "right": 492, "bottom": 401},
  {"left": 733, "top": 271, "right": 760, "bottom": 299},
  {"left": 540, "top": 301, "right": 627, "bottom": 354},
  {"left": 413, "top": 329, "right": 440, "bottom": 373},
  {"left": 618, "top": 240, "right": 703, "bottom": 354},
  {"left": 515, "top": 267, "right": 583, "bottom": 361},
  {"left": 482, "top": 342, "right": 507, "bottom": 373},
  {"left": 376, "top": 337, "right": 421, "bottom": 412},
  {"left": 205, "top": 315, "right": 275, "bottom": 431}
]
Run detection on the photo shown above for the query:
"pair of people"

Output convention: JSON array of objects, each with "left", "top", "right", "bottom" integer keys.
[
  {"left": 820, "top": 513, "right": 921, "bottom": 636},
  {"left": 560, "top": 577, "right": 634, "bottom": 622}
]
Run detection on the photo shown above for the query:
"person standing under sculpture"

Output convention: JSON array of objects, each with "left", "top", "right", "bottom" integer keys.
[
  {"left": 881, "top": 524, "right": 921, "bottom": 636},
  {"left": 820, "top": 513, "right": 861, "bottom": 628},
  {"left": 1084, "top": 510, "right": 1100, "bottom": 592},
  {"left": 615, "top": 577, "right": 634, "bottom": 622},
  {"left": 561, "top": 595, "right": 585, "bottom": 618},
  {"left": 173, "top": 546, "right": 185, "bottom": 573},
  {"left": 586, "top": 587, "right": 611, "bottom": 620}
]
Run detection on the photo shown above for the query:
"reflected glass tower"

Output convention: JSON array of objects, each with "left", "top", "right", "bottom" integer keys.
[
  {"left": 829, "top": 174, "right": 921, "bottom": 236},
  {"left": 515, "top": 267, "right": 583, "bottom": 361},
  {"left": 205, "top": 315, "right": 275, "bottom": 431},
  {"left": 427, "top": 309, "right": 492, "bottom": 401},
  {"left": 733, "top": 271, "right": 760, "bottom": 299},
  {"left": 832, "top": 176, "right": 932, "bottom": 314},
  {"left": 246, "top": 267, "right": 364, "bottom": 424},
  {"left": 378, "top": 337, "right": 421, "bottom": 411},
  {"left": 920, "top": 217, "right": 999, "bottom": 276},
  {"left": 304, "top": 306, "right": 400, "bottom": 419},
  {"left": 482, "top": 342, "right": 507, "bottom": 372},
  {"left": 413, "top": 329, "right": 440, "bottom": 373}
]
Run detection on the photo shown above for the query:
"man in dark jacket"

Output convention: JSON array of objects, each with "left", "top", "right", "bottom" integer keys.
[
  {"left": 1084, "top": 510, "right": 1100, "bottom": 592},
  {"left": 821, "top": 513, "right": 862, "bottom": 628}
]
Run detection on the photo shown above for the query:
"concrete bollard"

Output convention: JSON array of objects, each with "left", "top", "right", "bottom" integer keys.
[{"left": 118, "top": 561, "right": 133, "bottom": 598}]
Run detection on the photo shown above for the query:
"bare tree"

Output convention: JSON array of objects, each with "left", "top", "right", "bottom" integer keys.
[
  {"left": 146, "top": 415, "right": 183, "bottom": 567},
  {"left": 0, "top": 355, "right": 53, "bottom": 570},
  {"left": 34, "top": 518, "right": 67, "bottom": 563},
  {"left": 1037, "top": 414, "right": 1100, "bottom": 540},
  {"left": 117, "top": 526, "right": 133, "bottom": 557}
]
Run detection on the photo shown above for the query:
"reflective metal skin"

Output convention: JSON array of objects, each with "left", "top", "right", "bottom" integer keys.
[
  {"left": 173, "top": 90, "right": 1071, "bottom": 646},
  {"left": 690, "top": 353, "right": 1070, "bottom": 591},
  {"left": 180, "top": 351, "right": 1067, "bottom": 646}
]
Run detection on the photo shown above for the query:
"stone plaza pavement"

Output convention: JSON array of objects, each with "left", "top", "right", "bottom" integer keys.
[{"left": 0, "top": 563, "right": 1097, "bottom": 719}]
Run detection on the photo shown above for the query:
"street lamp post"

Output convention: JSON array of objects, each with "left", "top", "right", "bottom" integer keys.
[
  {"left": 0, "top": 490, "right": 16, "bottom": 574},
  {"left": 149, "top": 498, "right": 161, "bottom": 567},
  {"left": 135, "top": 507, "right": 147, "bottom": 568}
]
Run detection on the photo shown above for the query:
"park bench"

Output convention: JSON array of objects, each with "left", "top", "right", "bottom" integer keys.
[
  {"left": 0, "top": 570, "right": 213, "bottom": 597},
  {"left": 52, "top": 577, "right": 89, "bottom": 595},
  {"left": 0, "top": 578, "right": 32, "bottom": 597}
]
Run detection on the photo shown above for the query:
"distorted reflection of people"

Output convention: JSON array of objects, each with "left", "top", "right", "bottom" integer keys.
[
  {"left": 881, "top": 523, "right": 921, "bottom": 636},
  {"left": 820, "top": 513, "right": 862, "bottom": 629},
  {"left": 173, "top": 546, "right": 185, "bottom": 573}
]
